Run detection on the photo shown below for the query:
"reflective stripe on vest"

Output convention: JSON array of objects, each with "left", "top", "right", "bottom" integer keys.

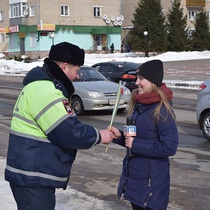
[
  {"left": 13, "top": 113, "right": 41, "bottom": 130},
  {"left": 11, "top": 81, "right": 70, "bottom": 138},
  {"left": 6, "top": 165, "right": 69, "bottom": 182},
  {"left": 10, "top": 130, "right": 50, "bottom": 143},
  {"left": 34, "top": 98, "right": 64, "bottom": 121}
]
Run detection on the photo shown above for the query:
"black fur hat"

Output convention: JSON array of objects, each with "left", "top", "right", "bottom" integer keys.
[
  {"left": 137, "top": 59, "right": 163, "bottom": 87},
  {"left": 49, "top": 42, "right": 84, "bottom": 66}
]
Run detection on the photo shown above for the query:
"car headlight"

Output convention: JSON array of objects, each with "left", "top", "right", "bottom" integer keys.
[
  {"left": 124, "top": 88, "right": 131, "bottom": 95},
  {"left": 88, "top": 91, "right": 103, "bottom": 97}
]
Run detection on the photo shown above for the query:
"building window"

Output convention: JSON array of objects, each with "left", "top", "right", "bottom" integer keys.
[
  {"left": 10, "top": 2, "right": 28, "bottom": 18},
  {"left": 61, "top": 5, "right": 69, "bottom": 16},
  {"left": 0, "top": 34, "right": 5, "bottom": 43},
  {"left": 189, "top": 28, "right": 195, "bottom": 36},
  {"left": 188, "top": 10, "right": 199, "bottom": 21},
  {"left": 0, "top": 11, "right": 3, "bottom": 21},
  {"left": 206, "top": 11, "right": 210, "bottom": 20},
  {"left": 10, "top": 3, "right": 20, "bottom": 18},
  {"left": 30, "top": 5, "right": 35, "bottom": 16},
  {"left": 93, "top": 6, "right": 102, "bottom": 17}
]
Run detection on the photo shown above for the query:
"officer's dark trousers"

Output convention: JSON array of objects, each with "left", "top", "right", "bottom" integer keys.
[{"left": 10, "top": 183, "right": 55, "bottom": 210}]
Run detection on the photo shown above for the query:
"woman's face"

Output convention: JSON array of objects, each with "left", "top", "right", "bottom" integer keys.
[{"left": 135, "top": 76, "right": 153, "bottom": 94}]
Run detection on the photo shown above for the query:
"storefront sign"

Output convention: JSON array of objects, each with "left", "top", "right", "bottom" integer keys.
[
  {"left": 8, "top": 25, "right": 19, "bottom": 33},
  {"left": 0, "top": 27, "right": 5, "bottom": 33},
  {"left": 18, "top": 33, "right": 26, "bottom": 38},
  {"left": 37, "top": 24, "right": 55, "bottom": 31}
]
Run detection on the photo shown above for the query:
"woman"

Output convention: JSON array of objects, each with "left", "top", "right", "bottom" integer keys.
[{"left": 112, "top": 59, "right": 179, "bottom": 210}]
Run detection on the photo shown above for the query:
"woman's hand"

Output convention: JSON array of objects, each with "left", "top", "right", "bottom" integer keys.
[
  {"left": 125, "top": 136, "right": 134, "bottom": 148},
  {"left": 108, "top": 126, "right": 121, "bottom": 139}
]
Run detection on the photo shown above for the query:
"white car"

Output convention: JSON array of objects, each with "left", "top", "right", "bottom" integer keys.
[
  {"left": 71, "top": 66, "right": 131, "bottom": 115},
  {"left": 196, "top": 78, "right": 210, "bottom": 140}
]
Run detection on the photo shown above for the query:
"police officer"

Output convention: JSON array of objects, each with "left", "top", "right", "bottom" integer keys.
[{"left": 5, "top": 42, "right": 115, "bottom": 210}]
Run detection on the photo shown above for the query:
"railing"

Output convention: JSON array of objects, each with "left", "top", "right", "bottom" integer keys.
[
  {"left": 89, "top": 44, "right": 97, "bottom": 53},
  {"left": 89, "top": 44, "right": 108, "bottom": 53},
  {"left": 186, "top": 0, "right": 205, "bottom": 7}
]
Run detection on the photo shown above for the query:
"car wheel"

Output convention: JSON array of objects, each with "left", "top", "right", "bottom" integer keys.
[
  {"left": 117, "top": 108, "right": 126, "bottom": 113},
  {"left": 201, "top": 112, "right": 210, "bottom": 141},
  {"left": 72, "top": 96, "right": 85, "bottom": 115}
]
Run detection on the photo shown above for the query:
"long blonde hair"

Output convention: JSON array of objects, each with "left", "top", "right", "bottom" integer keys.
[{"left": 127, "top": 84, "right": 175, "bottom": 122}]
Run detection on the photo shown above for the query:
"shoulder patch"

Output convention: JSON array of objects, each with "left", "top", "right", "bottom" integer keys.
[{"left": 62, "top": 99, "right": 74, "bottom": 115}]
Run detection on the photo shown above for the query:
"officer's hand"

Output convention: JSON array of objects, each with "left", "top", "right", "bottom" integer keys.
[{"left": 99, "top": 129, "right": 113, "bottom": 144}]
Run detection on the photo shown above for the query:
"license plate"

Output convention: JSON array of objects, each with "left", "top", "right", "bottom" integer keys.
[{"left": 109, "top": 99, "right": 124, "bottom": 105}]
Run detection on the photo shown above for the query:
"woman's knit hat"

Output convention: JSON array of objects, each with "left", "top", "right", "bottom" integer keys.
[
  {"left": 137, "top": 59, "right": 163, "bottom": 87},
  {"left": 49, "top": 42, "right": 84, "bottom": 66}
]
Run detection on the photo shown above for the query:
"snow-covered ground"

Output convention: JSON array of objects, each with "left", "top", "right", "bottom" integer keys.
[{"left": 0, "top": 50, "right": 210, "bottom": 77}]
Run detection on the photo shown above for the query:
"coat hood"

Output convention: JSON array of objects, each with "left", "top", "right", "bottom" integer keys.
[{"left": 23, "top": 65, "right": 51, "bottom": 86}]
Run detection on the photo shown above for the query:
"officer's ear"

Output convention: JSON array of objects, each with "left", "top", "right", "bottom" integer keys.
[{"left": 60, "top": 62, "right": 69, "bottom": 72}]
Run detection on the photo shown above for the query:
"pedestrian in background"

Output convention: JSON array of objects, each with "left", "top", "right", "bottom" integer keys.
[
  {"left": 5, "top": 42, "right": 115, "bottom": 210},
  {"left": 121, "top": 44, "right": 124, "bottom": 53},
  {"left": 111, "top": 59, "right": 179, "bottom": 210},
  {"left": 125, "top": 44, "right": 131, "bottom": 52},
  {"left": 110, "top": 43, "right": 114, "bottom": 53}
]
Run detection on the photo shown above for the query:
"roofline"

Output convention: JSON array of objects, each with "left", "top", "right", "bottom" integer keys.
[{"left": 121, "top": 26, "right": 134, "bottom": 29}]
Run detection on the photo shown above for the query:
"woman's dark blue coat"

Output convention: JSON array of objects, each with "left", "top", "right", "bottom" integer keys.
[{"left": 113, "top": 101, "right": 179, "bottom": 210}]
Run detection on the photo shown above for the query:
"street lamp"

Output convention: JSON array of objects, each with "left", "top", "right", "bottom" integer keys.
[
  {"left": 49, "top": 32, "right": 55, "bottom": 45},
  {"left": 143, "top": 31, "right": 148, "bottom": 36},
  {"left": 143, "top": 31, "right": 149, "bottom": 57}
]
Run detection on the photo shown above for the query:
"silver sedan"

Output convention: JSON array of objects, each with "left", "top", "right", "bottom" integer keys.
[{"left": 71, "top": 66, "right": 131, "bottom": 115}]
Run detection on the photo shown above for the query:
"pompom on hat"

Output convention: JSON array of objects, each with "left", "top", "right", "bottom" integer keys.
[
  {"left": 137, "top": 59, "right": 163, "bottom": 87},
  {"left": 49, "top": 42, "right": 84, "bottom": 66}
]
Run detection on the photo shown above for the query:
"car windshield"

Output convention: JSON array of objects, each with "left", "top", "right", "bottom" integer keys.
[{"left": 74, "top": 67, "right": 107, "bottom": 82}]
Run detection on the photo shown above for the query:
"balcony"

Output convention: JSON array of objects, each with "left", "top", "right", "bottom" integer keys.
[{"left": 186, "top": 0, "right": 205, "bottom": 8}]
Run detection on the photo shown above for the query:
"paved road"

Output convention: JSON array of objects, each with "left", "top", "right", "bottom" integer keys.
[
  {"left": 163, "top": 59, "right": 210, "bottom": 81},
  {"left": 1, "top": 59, "right": 210, "bottom": 210}
]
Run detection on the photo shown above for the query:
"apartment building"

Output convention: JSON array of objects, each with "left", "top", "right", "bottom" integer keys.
[
  {"left": 121, "top": 0, "right": 210, "bottom": 44},
  {"left": 1, "top": 0, "right": 209, "bottom": 58},
  {"left": 0, "top": 0, "right": 9, "bottom": 53},
  {"left": 0, "top": 0, "right": 123, "bottom": 58}
]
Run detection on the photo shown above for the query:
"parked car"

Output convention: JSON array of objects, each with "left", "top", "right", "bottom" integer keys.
[
  {"left": 71, "top": 66, "right": 131, "bottom": 115},
  {"left": 91, "top": 61, "right": 140, "bottom": 91},
  {"left": 196, "top": 78, "right": 210, "bottom": 140}
]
